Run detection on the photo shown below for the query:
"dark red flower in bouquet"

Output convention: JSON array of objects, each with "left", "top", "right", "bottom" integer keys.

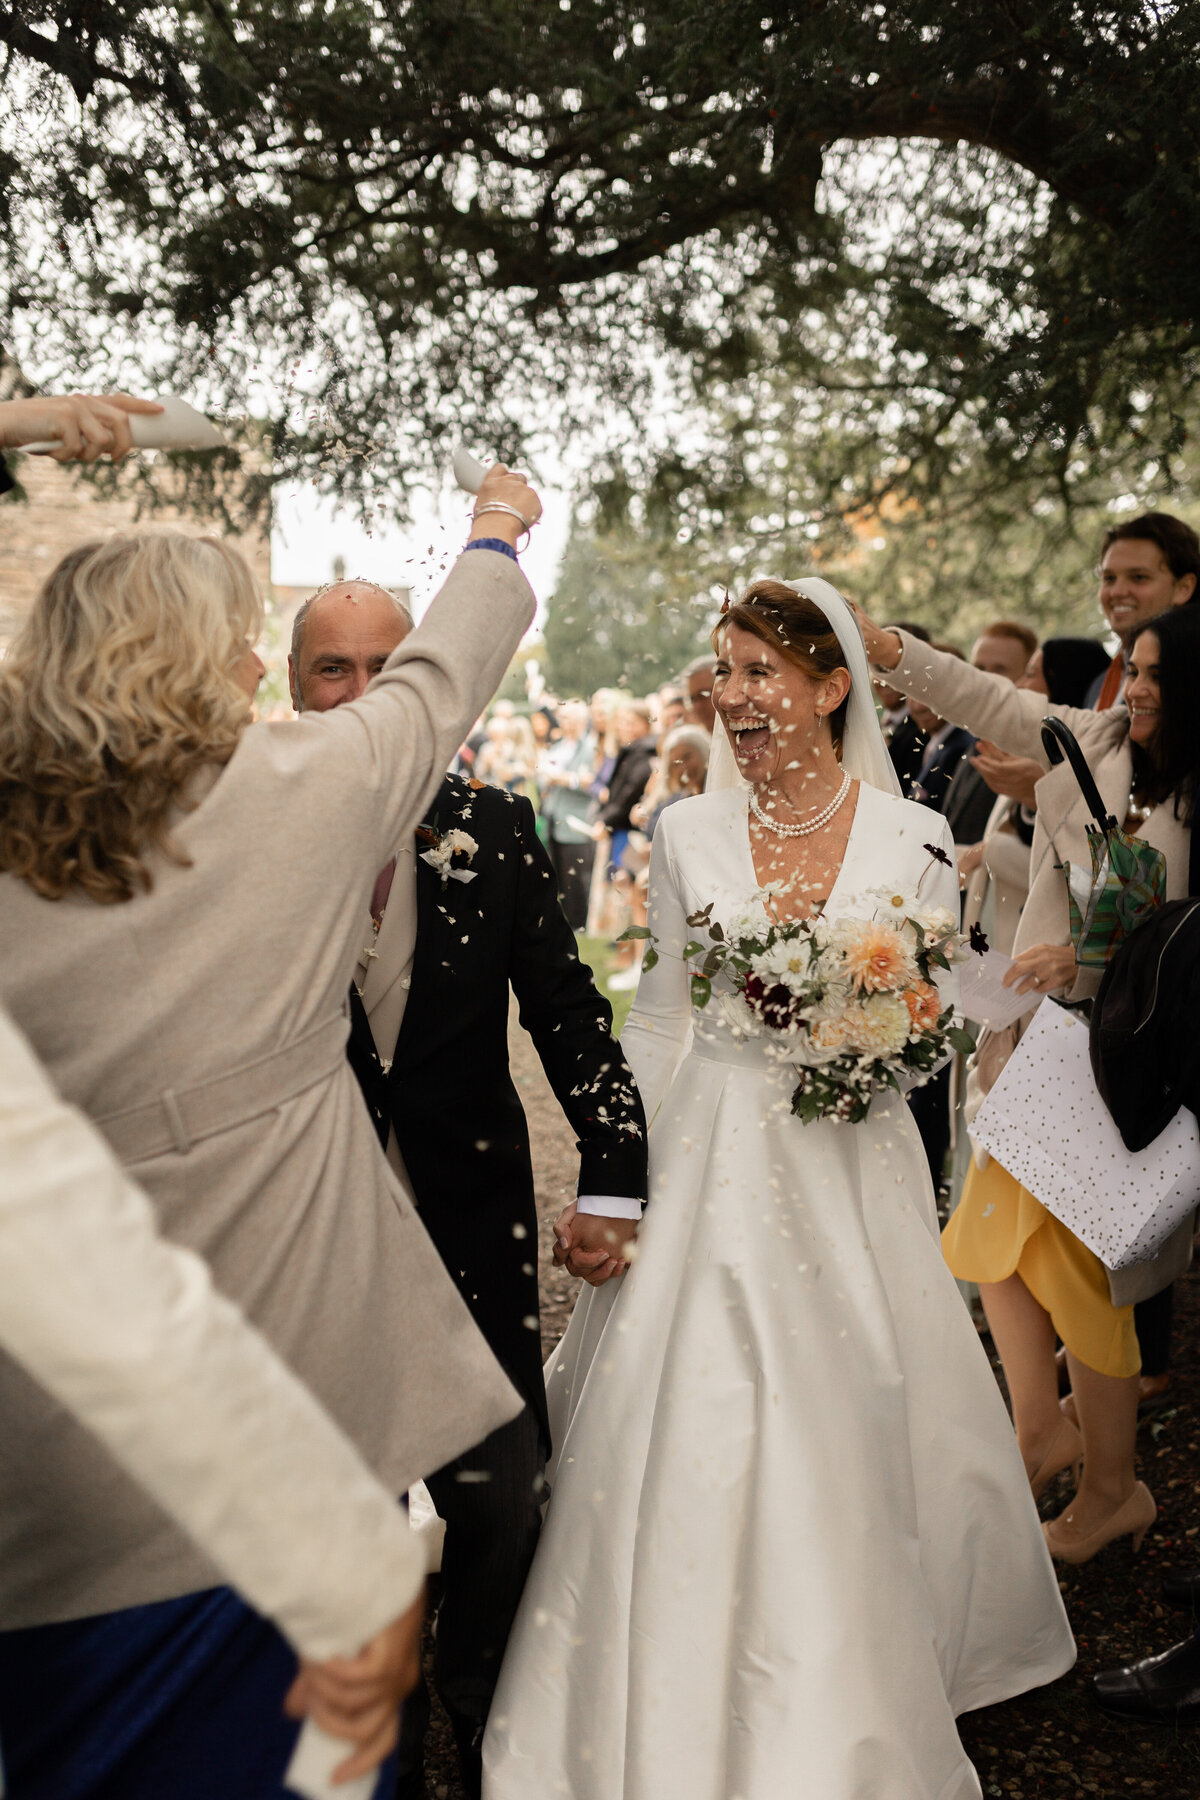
[{"left": 743, "top": 973, "right": 795, "bottom": 1031}]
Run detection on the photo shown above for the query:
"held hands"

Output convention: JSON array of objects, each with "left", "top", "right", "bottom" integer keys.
[
  {"left": 284, "top": 1584, "right": 425, "bottom": 1785},
  {"left": 0, "top": 393, "right": 163, "bottom": 463},
  {"left": 468, "top": 463, "right": 542, "bottom": 548},
  {"left": 1003, "top": 943, "right": 1077, "bottom": 1000},
  {"left": 553, "top": 1200, "right": 637, "bottom": 1286},
  {"left": 969, "top": 741, "right": 1042, "bottom": 809}
]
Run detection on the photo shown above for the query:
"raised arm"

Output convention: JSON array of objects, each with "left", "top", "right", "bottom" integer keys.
[
  {"left": 262, "top": 467, "right": 540, "bottom": 872},
  {"left": 858, "top": 617, "right": 1103, "bottom": 764}
]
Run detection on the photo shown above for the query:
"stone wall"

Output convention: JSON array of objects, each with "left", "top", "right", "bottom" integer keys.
[{"left": 0, "top": 453, "right": 272, "bottom": 648}]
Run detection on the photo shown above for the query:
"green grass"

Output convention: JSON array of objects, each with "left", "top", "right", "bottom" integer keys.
[{"left": 576, "top": 933, "right": 637, "bottom": 1036}]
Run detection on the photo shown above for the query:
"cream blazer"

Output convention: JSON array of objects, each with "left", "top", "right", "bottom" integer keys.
[
  {"left": 0, "top": 1006, "right": 423, "bottom": 1662},
  {"left": 886, "top": 635, "right": 1194, "bottom": 1307},
  {"left": 0, "top": 549, "right": 533, "bottom": 1626},
  {"left": 887, "top": 633, "right": 1193, "bottom": 988}
]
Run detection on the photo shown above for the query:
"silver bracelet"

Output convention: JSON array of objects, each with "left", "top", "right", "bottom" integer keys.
[{"left": 472, "top": 500, "right": 535, "bottom": 532}]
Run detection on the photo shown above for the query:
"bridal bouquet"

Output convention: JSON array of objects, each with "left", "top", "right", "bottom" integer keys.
[{"left": 630, "top": 889, "right": 975, "bottom": 1125}]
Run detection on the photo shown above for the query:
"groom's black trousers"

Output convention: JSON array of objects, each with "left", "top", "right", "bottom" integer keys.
[{"left": 397, "top": 1403, "right": 544, "bottom": 1798}]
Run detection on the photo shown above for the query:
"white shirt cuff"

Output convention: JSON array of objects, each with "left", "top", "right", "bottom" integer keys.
[{"left": 576, "top": 1194, "right": 644, "bottom": 1219}]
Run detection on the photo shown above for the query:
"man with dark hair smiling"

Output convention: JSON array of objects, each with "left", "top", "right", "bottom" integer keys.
[{"left": 1090, "top": 512, "right": 1200, "bottom": 707}]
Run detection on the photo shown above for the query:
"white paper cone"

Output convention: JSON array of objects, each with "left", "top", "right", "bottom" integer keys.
[
  {"left": 22, "top": 395, "right": 227, "bottom": 455},
  {"left": 285, "top": 1718, "right": 377, "bottom": 1800},
  {"left": 452, "top": 446, "right": 487, "bottom": 493}
]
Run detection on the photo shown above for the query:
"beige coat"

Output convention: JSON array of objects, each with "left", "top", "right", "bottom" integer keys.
[
  {"left": 0, "top": 1006, "right": 424, "bottom": 1662},
  {"left": 961, "top": 795, "right": 1032, "bottom": 961},
  {"left": 887, "top": 634, "right": 1193, "bottom": 1305},
  {"left": 0, "top": 550, "right": 534, "bottom": 1626}
]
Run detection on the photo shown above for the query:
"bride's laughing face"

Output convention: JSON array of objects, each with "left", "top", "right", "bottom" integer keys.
[{"left": 713, "top": 622, "right": 846, "bottom": 786}]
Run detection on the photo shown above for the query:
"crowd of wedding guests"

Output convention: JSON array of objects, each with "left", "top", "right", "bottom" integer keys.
[
  {"left": 455, "top": 662, "right": 716, "bottom": 985},
  {"left": 2, "top": 387, "right": 1200, "bottom": 1800},
  {"left": 858, "top": 510, "right": 1200, "bottom": 1726}
]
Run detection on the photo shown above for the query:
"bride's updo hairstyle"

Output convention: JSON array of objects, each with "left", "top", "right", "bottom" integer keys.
[{"left": 713, "top": 579, "right": 852, "bottom": 755}]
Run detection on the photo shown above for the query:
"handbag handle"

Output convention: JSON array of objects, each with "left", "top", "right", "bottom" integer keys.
[{"left": 1040, "top": 716, "right": 1119, "bottom": 837}]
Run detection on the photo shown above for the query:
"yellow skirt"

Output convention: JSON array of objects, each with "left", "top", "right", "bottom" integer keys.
[{"left": 942, "top": 1156, "right": 1140, "bottom": 1379}]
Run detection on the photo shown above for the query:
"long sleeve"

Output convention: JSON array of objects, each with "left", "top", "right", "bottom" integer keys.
[
  {"left": 0, "top": 1008, "right": 424, "bottom": 1664},
  {"left": 882, "top": 633, "right": 1107, "bottom": 765},
  {"left": 618, "top": 817, "right": 695, "bottom": 1125},
  {"left": 507, "top": 799, "right": 648, "bottom": 1200}
]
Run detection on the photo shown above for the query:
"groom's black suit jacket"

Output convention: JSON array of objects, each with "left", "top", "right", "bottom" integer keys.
[{"left": 347, "top": 774, "right": 647, "bottom": 1452}]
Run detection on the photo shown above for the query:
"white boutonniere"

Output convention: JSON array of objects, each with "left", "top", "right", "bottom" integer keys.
[{"left": 416, "top": 823, "right": 479, "bottom": 886}]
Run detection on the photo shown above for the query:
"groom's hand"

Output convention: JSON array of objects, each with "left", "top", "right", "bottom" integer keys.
[{"left": 554, "top": 1201, "right": 637, "bottom": 1286}]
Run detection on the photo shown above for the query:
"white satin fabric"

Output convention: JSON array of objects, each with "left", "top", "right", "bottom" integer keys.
[
  {"left": 484, "top": 785, "right": 1074, "bottom": 1800},
  {"left": 706, "top": 575, "right": 903, "bottom": 800}
]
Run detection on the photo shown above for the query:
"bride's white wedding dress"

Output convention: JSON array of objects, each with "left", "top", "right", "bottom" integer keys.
[{"left": 484, "top": 782, "right": 1074, "bottom": 1800}]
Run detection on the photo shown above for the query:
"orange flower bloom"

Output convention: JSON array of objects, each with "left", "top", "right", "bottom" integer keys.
[
  {"left": 839, "top": 922, "right": 917, "bottom": 994},
  {"left": 903, "top": 981, "right": 942, "bottom": 1031}
]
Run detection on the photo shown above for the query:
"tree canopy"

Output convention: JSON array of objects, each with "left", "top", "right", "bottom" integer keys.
[{"left": 3, "top": 1, "right": 1199, "bottom": 530}]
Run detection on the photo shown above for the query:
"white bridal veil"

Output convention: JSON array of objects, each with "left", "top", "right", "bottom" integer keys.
[{"left": 707, "top": 575, "right": 903, "bottom": 799}]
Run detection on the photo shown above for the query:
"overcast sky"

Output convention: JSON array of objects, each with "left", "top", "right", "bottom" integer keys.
[{"left": 271, "top": 461, "right": 572, "bottom": 629}]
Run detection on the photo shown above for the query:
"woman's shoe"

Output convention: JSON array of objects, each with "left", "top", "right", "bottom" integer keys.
[
  {"left": 1029, "top": 1416, "right": 1084, "bottom": 1501},
  {"left": 1043, "top": 1482, "right": 1156, "bottom": 1564}
]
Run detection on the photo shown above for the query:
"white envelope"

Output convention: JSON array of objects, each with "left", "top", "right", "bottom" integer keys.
[
  {"left": 971, "top": 999, "right": 1200, "bottom": 1269},
  {"left": 959, "top": 949, "right": 1035, "bottom": 1031}
]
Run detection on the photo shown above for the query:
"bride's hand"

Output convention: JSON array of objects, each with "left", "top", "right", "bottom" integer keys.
[{"left": 554, "top": 1201, "right": 636, "bottom": 1285}]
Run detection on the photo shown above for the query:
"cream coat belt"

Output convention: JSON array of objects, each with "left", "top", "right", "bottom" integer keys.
[{"left": 95, "top": 1014, "right": 349, "bottom": 1162}]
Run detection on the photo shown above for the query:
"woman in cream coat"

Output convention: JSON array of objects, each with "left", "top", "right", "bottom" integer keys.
[
  {"left": 858, "top": 605, "right": 1197, "bottom": 1569},
  {"left": 0, "top": 474, "right": 538, "bottom": 1795}
]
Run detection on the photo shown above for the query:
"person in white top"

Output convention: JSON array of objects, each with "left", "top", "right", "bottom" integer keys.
[{"left": 0, "top": 1004, "right": 423, "bottom": 1788}]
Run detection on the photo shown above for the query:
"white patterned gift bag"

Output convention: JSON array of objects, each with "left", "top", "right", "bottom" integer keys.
[{"left": 971, "top": 999, "right": 1200, "bottom": 1269}]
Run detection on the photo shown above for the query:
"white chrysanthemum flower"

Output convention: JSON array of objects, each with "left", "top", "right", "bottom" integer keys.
[
  {"left": 847, "top": 993, "right": 911, "bottom": 1057},
  {"left": 725, "top": 899, "right": 767, "bottom": 942},
  {"left": 718, "top": 989, "right": 764, "bottom": 1038}
]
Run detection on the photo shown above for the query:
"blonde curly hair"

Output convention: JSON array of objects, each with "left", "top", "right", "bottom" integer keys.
[{"left": 0, "top": 532, "right": 264, "bottom": 903}]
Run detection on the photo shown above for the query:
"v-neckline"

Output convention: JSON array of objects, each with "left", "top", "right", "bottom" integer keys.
[{"left": 739, "top": 780, "right": 865, "bottom": 927}]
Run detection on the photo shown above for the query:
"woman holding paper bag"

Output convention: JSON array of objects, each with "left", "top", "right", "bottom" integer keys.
[{"left": 857, "top": 604, "right": 1200, "bottom": 1564}]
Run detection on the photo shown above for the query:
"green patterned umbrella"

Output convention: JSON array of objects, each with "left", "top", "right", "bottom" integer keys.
[{"left": 1043, "top": 718, "right": 1167, "bottom": 968}]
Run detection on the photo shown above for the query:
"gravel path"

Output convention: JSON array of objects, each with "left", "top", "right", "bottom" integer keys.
[{"left": 420, "top": 1008, "right": 1200, "bottom": 1799}]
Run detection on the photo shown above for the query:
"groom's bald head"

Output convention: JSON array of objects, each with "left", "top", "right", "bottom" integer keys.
[{"left": 289, "top": 579, "right": 414, "bottom": 712}]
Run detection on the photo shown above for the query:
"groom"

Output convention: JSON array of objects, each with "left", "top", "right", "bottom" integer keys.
[{"left": 290, "top": 579, "right": 647, "bottom": 1799}]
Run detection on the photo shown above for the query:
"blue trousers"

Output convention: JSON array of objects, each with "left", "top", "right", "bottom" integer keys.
[{"left": 0, "top": 1587, "right": 398, "bottom": 1800}]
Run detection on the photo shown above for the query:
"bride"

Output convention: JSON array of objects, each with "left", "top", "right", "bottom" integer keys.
[{"left": 483, "top": 579, "right": 1074, "bottom": 1800}]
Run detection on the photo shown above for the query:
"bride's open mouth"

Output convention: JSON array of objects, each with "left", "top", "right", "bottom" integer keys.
[{"left": 727, "top": 716, "right": 772, "bottom": 760}]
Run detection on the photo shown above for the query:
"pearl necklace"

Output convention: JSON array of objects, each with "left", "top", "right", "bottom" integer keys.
[{"left": 749, "top": 770, "right": 851, "bottom": 838}]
